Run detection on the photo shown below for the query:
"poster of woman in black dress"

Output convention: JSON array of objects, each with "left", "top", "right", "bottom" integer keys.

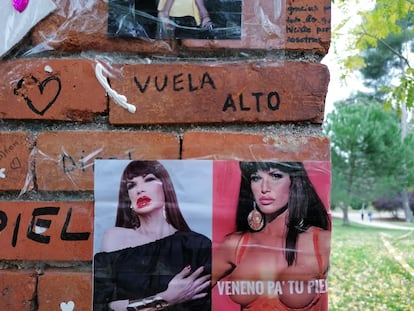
[
  {"left": 107, "top": 0, "right": 242, "bottom": 40},
  {"left": 93, "top": 160, "right": 212, "bottom": 311}
]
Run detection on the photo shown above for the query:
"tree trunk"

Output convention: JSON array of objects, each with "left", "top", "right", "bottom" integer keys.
[
  {"left": 400, "top": 102, "right": 413, "bottom": 223},
  {"left": 401, "top": 189, "right": 413, "bottom": 222},
  {"left": 341, "top": 203, "right": 350, "bottom": 225}
]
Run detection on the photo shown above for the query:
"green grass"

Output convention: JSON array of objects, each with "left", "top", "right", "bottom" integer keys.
[{"left": 328, "top": 218, "right": 414, "bottom": 310}]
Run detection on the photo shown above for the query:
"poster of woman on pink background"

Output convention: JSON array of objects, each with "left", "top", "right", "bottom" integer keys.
[{"left": 212, "top": 161, "right": 331, "bottom": 311}]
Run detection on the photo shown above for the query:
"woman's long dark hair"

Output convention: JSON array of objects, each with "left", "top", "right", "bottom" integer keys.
[
  {"left": 236, "top": 162, "right": 330, "bottom": 266},
  {"left": 115, "top": 160, "right": 191, "bottom": 231}
]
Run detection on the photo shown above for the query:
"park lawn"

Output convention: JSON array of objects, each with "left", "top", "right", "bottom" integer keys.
[
  {"left": 390, "top": 230, "right": 414, "bottom": 269},
  {"left": 328, "top": 218, "right": 414, "bottom": 310}
]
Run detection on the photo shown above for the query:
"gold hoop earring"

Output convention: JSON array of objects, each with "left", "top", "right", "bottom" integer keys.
[{"left": 247, "top": 201, "right": 264, "bottom": 231}]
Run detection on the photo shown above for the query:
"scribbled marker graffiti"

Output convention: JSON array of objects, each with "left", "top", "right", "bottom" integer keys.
[{"left": 0, "top": 206, "right": 91, "bottom": 247}]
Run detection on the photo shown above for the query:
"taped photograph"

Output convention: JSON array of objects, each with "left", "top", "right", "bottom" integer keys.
[
  {"left": 93, "top": 159, "right": 212, "bottom": 311},
  {"left": 108, "top": 0, "right": 242, "bottom": 40}
]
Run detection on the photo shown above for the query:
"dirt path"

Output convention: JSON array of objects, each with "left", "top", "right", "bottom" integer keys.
[{"left": 331, "top": 210, "right": 414, "bottom": 231}]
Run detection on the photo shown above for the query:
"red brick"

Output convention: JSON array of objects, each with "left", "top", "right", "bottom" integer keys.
[
  {"left": 0, "top": 201, "right": 93, "bottom": 261},
  {"left": 109, "top": 62, "right": 329, "bottom": 125},
  {"left": 183, "top": 0, "right": 331, "bottom": 54},
  {"left": 182, "top": 132, "right": 330, "bottom": 161},
  {"left": 38, "top": 271, "right": 92, "bottom": 311},
  {"left": 285, "top": 0, "right": 331, "bottom": 52},
  {"left": 0, "top": 270, "right": 36, "bottom": 311},
  {"left": 0, "top": 59, "right": 106, "bottom": 121},
  {"left": 0, "top": 132, "right": 34, "bottom": 191},
  {"left": 36, "top": 131, "right": 180, "bottom": 191},
  {"left": 31, "top": 0, "right": 177, "bottom": 55}
]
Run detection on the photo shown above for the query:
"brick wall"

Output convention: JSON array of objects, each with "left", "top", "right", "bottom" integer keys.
[{"left": 0, "top": 0, "right": 331, "bottom": 310}]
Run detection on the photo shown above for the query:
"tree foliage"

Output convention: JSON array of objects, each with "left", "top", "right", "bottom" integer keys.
[
  {"left": 360, "top": 30, "right": 414, "bottom": 90},
  {"left": 333, "top": 0, "right": 414, "bottom": 111},
  {"left": 323, "top": 101, "right": 414, "bottom": 223},
  {"left": 372, "top": 192, "right": 414, "bottom": 216}
]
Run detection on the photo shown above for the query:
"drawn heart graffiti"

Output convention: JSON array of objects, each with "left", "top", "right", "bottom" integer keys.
[
  {"left": 13, "top": 75, "right": 62, "bottom": 116},
  {"left": 10, "top": 157, "right": 22, "bottom": 170},
  {"left": 60, "top": 301, "right": 75, "bottom": 311}
]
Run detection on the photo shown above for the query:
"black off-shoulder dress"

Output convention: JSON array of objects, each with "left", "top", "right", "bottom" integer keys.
[{"left": 93, "top": 231, "right": 211, "bottom": 311}]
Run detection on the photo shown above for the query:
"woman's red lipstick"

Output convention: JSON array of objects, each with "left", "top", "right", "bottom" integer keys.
[
  {"left": 136, "top": 196, "right": 151, "bottom": 208},
  {"left": 259, "top": 196, "right": 274, "bottom": 205}
]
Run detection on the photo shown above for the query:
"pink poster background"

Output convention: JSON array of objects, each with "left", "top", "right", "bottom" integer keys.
[{"left": 212, "top": 161, "right": 331, "bottom": 311}]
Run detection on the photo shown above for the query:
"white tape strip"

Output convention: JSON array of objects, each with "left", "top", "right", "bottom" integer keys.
[{"left": 95, "top": 63, "right": 136, "bottom": 113}]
